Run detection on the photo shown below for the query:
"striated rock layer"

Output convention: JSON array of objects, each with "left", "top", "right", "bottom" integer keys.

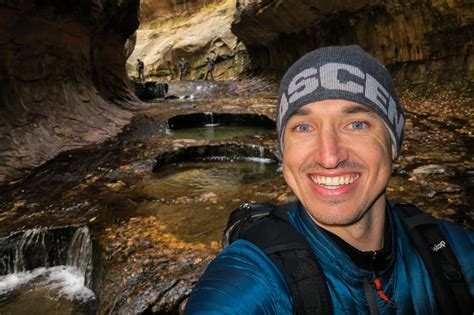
[
  {"left": 0, "top": 0, "right": 145, "bottom": 185},
  {"left": 231, "top": 0, "right": 474, "bottom": 91},
  {"left": 140, "top": 0, "right": 223, "bottom": 24},
  {"left": 127, "top": 0, "right": 248, "bottom": 81}
]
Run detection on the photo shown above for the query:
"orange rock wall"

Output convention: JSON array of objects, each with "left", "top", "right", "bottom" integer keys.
[{"left": 140, "top": 0, "right": 223, "bottom": 26}]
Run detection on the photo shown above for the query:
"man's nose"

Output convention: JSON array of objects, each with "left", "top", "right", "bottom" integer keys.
[{"left": 313, "top": 126, "right": 347, "bottom": 169}]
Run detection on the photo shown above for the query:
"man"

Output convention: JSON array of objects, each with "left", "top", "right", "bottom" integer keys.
[
  {"left": 179, "top": 57, "right": 188, "bottom": 81},
  {"left": 137, "top": 58, "right": 145, "bottom": 82},
  {"left": 204, "top": 56, "right": 214, "bottom": 80},
  {"left": 185, "top": 46, "right": 473, "bottom": 314}
]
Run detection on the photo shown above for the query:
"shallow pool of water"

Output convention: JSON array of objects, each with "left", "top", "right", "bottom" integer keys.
[
  {"left": 150, "top": 160, "right": 279, "bottom": 197},
  {"left": 134, "top": 159, "right": 281, "bottom": 243}
]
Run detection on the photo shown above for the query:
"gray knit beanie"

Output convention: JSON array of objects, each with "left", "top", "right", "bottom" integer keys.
[{"left": 277, "top": 45, "right": 404, "bottom": 157}]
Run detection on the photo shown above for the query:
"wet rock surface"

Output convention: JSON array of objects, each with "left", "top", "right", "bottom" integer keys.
[
  {"left": 0, "top": 80, "right": 472, "bottom": 313},
  {"left": 0, "top": 80, "right": 281, "bottom": 313},
  {"left": 390, "top": 89, "right": 473, "bottom": 224}
]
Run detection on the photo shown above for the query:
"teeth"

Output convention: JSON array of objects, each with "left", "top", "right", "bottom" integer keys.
[{"left": 311, "top": 174, "right": 359, "bottom": 187}]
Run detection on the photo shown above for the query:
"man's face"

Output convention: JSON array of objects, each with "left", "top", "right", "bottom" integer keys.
[{"left": 282, "top": 99, "right": 393, "bottom": 227}]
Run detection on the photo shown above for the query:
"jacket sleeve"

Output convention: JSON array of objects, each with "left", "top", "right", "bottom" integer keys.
[
  {"left": 184, "top": 240, "right": 292, "bottom": 314},
  {"left": 438, "top": 220, "right": 474, "bottom": 296}
]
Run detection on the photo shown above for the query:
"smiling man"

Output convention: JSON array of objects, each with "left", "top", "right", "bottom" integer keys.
[
  {"left": 185, "top": 46, "right": 473, "bottom": 314},
  {"left": 282, "top": 99, "right": 393, "bottom": 252}
]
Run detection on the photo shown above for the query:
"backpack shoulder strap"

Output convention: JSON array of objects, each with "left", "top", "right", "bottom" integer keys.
[
  {"left": 237, "top": 203, "right": 333, "bottom": 315},
  {"left": 392, "top": 201, "right": 473, "bottom": 315}
]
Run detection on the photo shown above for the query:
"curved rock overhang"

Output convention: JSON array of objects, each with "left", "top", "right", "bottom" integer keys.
[
  {"left": 153, "top": 143, "right": 278, "bottom": 172},
  {"left": 0, "top": 0, "right": 146, "bottom": 184},
  {"left": 231, "top": 0, "right": 473, "bottom": 89},
  {"left": 167, "top": 112, "right": 276, "bottom": 129}
]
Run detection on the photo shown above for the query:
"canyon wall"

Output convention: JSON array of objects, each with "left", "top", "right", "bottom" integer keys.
[
  {"left": 0, "top": 0, "right": 145, "bottom": 184},
  {"left": 231, "top": 0, "right": 473, "bottom": 91},
  {"left": 139, "top": 0, "right": 223, "bottom": 24},
  {"left": 127, "top": 0, "right": 248, "bottom": 81}
]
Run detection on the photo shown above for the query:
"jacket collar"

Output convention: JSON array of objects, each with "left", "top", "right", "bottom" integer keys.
[{"left": 288, "top": 201, "right": 397, "bottom": 282}]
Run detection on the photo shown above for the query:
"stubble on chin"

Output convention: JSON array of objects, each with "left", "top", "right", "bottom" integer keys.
[{"left": 306, "top": 201, "right": 369, "bottom": 227}]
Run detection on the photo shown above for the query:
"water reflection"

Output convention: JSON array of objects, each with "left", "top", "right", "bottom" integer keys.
[
  {"left": 134, "top": 160, "right": 280, "bottom": 243},
  {"left": 149, "top": 160, "right": 278, "bottom": 198}
]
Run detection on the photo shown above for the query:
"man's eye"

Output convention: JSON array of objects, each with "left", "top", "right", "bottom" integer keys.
[
  {"left": 295, "top": 124, "right": 311, "bottom": 132},
  {"left": 350, "top": 121, "right": 366, "bottom": 130}
]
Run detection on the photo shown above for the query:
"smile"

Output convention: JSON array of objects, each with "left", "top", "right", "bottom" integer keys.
[{"left": 310, "top": 174, "right": 360, "bottom": 189}]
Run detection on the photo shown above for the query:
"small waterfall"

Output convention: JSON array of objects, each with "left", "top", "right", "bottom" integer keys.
[
  {"left": 247, "top": 144, "right": 266, "bottom": 158},
  {"left": 0, "top": 226, "right": 93, "bottom": 289},
  {"left": 244, "top": 144, "right": 275, "bottom": 164},
  {"left": 204, "top": 112, "right": 219, "bottom": 127},
  {"left": 14, "top": 228, "right": 47, "bottom": 273},
  {"left": 66, "top": 227, "right": 93, "bottom": 288},
  {"left": 164, "top": 120, "right": 172, "bottom": 134}
]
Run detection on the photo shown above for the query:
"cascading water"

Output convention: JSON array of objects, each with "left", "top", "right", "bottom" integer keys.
[
  {"left": 66, "top": 226, "right": 93, "bottom": 288},
  {"left": 0, "top": 225, "right": 95, "bottom": 308},
  {"left": 204, "top": 112, "right": 219, "bottom": 127},
  {"left": 244, "top": 144, "right": 275, "bottom": 164},
  {"left": 14, "top": 228, "right": 47, "bottom": 273}
]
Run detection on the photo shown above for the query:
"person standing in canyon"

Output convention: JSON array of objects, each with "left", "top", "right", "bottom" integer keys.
[
  {"left": 179, "top": 57, "right": 188, "bottom": 80},
  {"left": 204, "top": 56, "right": 215, "bottom": 80},
  {"left": 185, "top": 45, "right": 473, "bottom": 314},
  {"left": 137, "top": 59, "right": 145, "bottom": 83}
]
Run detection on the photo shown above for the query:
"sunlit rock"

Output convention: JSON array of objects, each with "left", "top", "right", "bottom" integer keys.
[{"left": 127, "top": 0, "right": 247, "bottom": 81}]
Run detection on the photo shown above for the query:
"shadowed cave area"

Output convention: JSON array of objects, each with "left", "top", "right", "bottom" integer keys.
[{"left": 0, "top": 0, "right": 145, "bottom": 184}]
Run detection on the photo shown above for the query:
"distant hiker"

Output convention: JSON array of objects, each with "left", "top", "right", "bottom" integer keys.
[
  {"left": 204, "top": 56, "right": 214, "bottom": 80},
  {"left": 137, "top": 59, "right": 145, "bottom": 82},
  {"left": 179, "top": 57, "right": 188, "bottom": 81}
]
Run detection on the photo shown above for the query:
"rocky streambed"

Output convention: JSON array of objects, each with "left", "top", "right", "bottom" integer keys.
[{"left": 0, "top": 80, "right": 472, "bottom": 314}]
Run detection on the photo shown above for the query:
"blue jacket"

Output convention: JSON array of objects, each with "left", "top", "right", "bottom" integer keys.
[{"left": 185, "top": 203, "right": 474, "bottom": 314}]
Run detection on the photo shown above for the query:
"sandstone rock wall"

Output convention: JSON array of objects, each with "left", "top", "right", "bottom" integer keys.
[
  {"left": 140, "top": 0, "right": 223, "bottom": 26},
  {"left": 127, "top": 0, "right": 248, "bottom": 81},
  {"left": 0, "top": 0, "right": 145, "bottom": 184},
  {"left": 231, "top": 0, "right": 474, "bottom": 91}
]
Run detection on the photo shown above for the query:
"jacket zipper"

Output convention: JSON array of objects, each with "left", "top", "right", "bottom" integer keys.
[{"left": 364, "top": 251, "right": 397, "bottom": 314}]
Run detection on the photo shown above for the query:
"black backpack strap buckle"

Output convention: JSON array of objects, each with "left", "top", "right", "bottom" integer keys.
[{"left": 222, "top": 203, "right": 275, "bottom": 247}]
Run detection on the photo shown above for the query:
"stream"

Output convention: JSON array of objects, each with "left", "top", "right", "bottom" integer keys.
[{"left": 0, "top": 81, "right": 472, "bottom": 314}]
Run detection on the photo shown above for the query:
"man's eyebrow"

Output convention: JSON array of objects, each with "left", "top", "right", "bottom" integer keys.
[
  {"left": 343, "top": 105, "right": 378, "bottom": 116},
  {"left": 288, "top": 104, "right": 379, "bottom": 119},
  {"left": 289, "top": 108, "right": 311, "bottom": 117}
]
